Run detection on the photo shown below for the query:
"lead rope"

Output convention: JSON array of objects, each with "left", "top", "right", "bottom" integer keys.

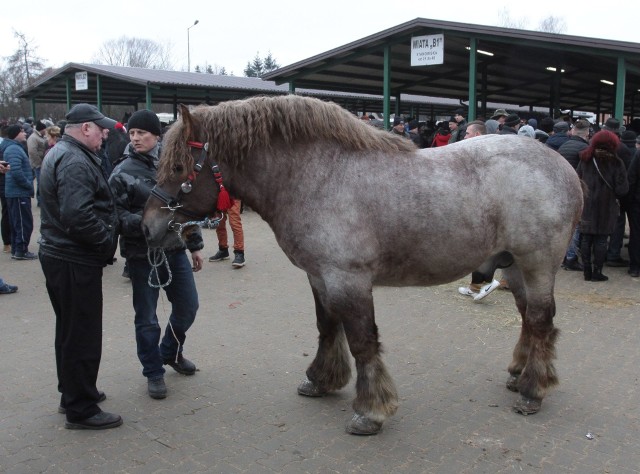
[
  {"left": 147, "top": 248, "right": 172, "bottom": 288},
  {"left": 146, "top": 247, "right": 182, "bottom": 363}
]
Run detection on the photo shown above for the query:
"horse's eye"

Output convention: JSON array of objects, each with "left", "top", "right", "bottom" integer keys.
[{"left": 173, "top": 165, "right": 184, "bottom": 173}]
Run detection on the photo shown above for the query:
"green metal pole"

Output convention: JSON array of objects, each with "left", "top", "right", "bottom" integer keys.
[
  {"left": 615, "top": 57, "right": 626, "bottom": 120},
  {"left": 146, "top": 85, "right": 152, "bottom": 109},
  {"left": 66, "top": 77, "right": 72, "bottom": 111},
  {"left": 467, "top": 37, "right": 477, "bottom": 121},
  {"left": 96, "top": 75, "right": 102, "bottom": 110},
  {"left": 383, "top": 44, "right": 391, "bottom": 130}
]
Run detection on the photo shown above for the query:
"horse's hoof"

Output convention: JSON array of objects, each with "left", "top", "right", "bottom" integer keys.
[
  {"left": 345, "top": 413, "right": 383, "bottom": 435},
  {"left": 513, "top": 396, "right": 541, "bottom": 415},
  {"left": 506, "top": 374, "right": 520, "bottom": 392},
  {"left": 297, "top": 377, "right": 326, "bottom": 397}
]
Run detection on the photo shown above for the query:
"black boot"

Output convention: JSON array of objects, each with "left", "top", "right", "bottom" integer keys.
[
  {"left": 583, "top": 265, "right": 592, "bottom": 281},
  {"left": 591, "top": 267, "right": 608, "bottom": 282}
]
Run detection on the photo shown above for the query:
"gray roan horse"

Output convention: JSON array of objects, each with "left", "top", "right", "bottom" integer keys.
[{"left": 141, "top": 96, "right": 583, "bottom": 435}]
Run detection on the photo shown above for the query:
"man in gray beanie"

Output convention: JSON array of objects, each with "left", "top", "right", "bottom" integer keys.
[{"left": 109, "top": 109, "right": 204, "bottom": 401}]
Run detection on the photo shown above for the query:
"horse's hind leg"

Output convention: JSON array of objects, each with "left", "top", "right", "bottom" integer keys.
[
  {"left": 297, "top": 275, "right": 352, "bottom": 397},
  {"left": 504, "top": 266, "right": 559, "bottom": 415},
  {"left": 501, "top": 266, "right": 528, "bottom": 392}
]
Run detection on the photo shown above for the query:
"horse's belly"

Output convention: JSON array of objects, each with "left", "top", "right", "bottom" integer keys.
[{"left": 372, "top": 263, "right": 474, "bottom": 287}]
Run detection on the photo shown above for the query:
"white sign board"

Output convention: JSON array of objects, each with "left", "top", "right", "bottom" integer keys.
[
  {"left": 410, "top": 34, "right": 444, "bottom": 66},
  {"left": 75, "top": 71, "right": 88, "bottom": 91}
]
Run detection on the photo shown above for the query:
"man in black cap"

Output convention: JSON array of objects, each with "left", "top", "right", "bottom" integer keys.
[
  {"left": 448, "top": 108, "right": 467, "bottom": 144},
  {"left": 391, "top": 117, "right": 408, "bottom": 137},
  {"left": 499, "top": 114, "right": 521, "bottom": 135},
  {"left": 39, "top": 103, "right": 122, "bottom": 430},
  {"left": 546, "top": 121, "right": 571, "bottom": 151}
]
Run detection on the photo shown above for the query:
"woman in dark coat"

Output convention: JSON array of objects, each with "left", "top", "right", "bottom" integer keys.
[{"left": 577, "top": 130, "right": 629, "bottom": 281}]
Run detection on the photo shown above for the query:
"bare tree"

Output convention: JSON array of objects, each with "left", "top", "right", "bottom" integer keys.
[
  {"left": 92, "top": 36, "right": 173, "bottom": 69},
  {"left": 0, "top": 30, "right": 47, "bottom": 120},
  {"left": 538, "top": 16, "right": 567, "bottom": 34},
  {"left": 497, "top": 8, "right": 567, "bottom": 34},
  {"left": 497, "top": 7, "right": 529, "bottom": 29}
]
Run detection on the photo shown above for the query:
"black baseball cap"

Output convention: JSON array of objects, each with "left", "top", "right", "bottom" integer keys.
[{"left": 65, "top": 103, "right": 117, "bottom": 129}]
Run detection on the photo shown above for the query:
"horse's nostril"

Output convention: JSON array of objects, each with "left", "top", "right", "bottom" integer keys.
[{"left": 142, "top": 224, "right": 150, "bottom": 239}]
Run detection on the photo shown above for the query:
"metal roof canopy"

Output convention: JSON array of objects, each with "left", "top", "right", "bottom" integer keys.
[
  {"left": 17, "top": 63, "right": 479, "bottom": 118},
  {"left": 262, "top": 17, "right": 640, "bottom": 123}
]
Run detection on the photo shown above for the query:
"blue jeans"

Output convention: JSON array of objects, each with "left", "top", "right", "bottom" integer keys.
[
  {"left": 128, "top": 250, "right": 199, "bottom": 379},
  {"left": 565, "top": 226, "right": 581, "bottom": 260},
  {"left": 606, "top": 210, "right": 626, "bottom": 261},
  {"left": 7, "top": 197, "right": 33, "bottom": 254}
]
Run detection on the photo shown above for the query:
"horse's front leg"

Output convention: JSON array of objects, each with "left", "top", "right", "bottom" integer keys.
[
  {"left": 297, "top": 275, "right": 352, "bottom": 397},
  {"left": 328, "top": 273, "right": 398, "bottom": 435},
  {"left": 298, "top": 274, "right": 398, "bottom": 435}
]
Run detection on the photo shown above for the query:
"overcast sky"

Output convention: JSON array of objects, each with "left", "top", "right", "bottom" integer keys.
[{"left": 2, "top": 1, "right": 639, "bottom": 76}]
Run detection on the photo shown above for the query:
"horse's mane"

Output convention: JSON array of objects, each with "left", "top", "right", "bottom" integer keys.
[{"left": 158, "top": 95, "right": 416, "bottom": 182}]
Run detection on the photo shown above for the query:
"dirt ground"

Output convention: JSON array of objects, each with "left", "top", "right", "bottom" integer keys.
[{"left": 1, "top": 205, "right": 639, "bottom": 473}]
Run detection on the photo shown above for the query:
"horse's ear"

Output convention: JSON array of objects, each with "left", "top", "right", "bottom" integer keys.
[{"left": 178, "top": 104, "right": 194, "bottom": 141}]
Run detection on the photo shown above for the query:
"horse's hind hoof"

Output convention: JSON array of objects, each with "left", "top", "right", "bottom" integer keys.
[
  {"left": 513, "top": 396, "right": 541, "bottom": 415},
  {"left": 506, "top": 374, "right": 520, "bottom": 392},
  {"left": 345, "top": 413, "right": 383, "bottom": 435},
  {"left": 297, "top": 377, "right": 326, "bottom": 397}
]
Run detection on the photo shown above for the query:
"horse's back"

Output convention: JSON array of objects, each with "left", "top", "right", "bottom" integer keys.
[{"left": 367, "top": 135, "right": 582, "bottom": 285}]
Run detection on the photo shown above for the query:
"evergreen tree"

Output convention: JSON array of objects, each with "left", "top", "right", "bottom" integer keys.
[
  {"left": 244, "top": 53, "right": 264, "bottom": 77},
  {"left": 263, "top": 52, "right": 280, "bottom": 73},
  {"left": 243, "top": 52, "right": 280, "bottom": 77}
]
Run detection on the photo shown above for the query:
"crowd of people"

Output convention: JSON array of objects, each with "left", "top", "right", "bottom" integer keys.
[
  {"left": 375, "top": 107, "right": 639, "bottom": 299},
  {"left": 0, "top": 104, "right": 246, "bottom": 430},
  {"left": 1, "top": 102, "right": 638, "bottom": 431}
]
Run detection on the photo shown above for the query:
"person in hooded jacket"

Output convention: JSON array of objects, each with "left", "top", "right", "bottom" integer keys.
[{"left": 108, "top": 109, "right": 203, "bottom": 401}]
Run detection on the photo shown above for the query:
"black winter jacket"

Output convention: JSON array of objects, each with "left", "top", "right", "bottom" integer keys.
[
  {"left": 558, "top": 136, "right": 589, "bottom": 170},
  {"left": 39, "top": 135, "right": 119, "bottom": 266},
  {"left": 627, "top": 152, "right": 640, "bottom": 205},
  {"left": 108, "top": 146, "right": 203, "bottom": 259}
]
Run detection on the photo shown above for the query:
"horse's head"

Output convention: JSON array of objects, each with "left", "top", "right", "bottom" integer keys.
[{"left": 142, "top": 104, "right": 229, "bottom": 248}]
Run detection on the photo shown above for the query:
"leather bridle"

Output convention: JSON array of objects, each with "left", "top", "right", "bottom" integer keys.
[{"left": 150, "top": 140, "right": 225, "bottom": 233}]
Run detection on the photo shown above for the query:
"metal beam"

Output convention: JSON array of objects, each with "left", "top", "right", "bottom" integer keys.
[
  {"left": 615, "top": 57, "right": 626, "bottom": 119},
  {"left": 468, "top": 37, "right": 477, "bottom": 121},
  {"left": 383, "top": 44, "right": 391, "bottom": 130}
]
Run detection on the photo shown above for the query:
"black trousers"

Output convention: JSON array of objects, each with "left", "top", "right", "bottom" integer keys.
[
  {"left": 40, "top": 253, "right": 104, "bottom": 422},
  {"left": 580, "top": 233, "right": 608, "bottom": 269},
  {"left": 1, "top": 196, "right": 11, "bottom": 246},
  {"left": 628, "top": 203, "right": 640, "bottom": 271}
]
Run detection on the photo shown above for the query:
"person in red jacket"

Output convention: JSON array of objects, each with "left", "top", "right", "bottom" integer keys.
[{"left": 431, "top": 121, "right": 451, "bottom": 147}]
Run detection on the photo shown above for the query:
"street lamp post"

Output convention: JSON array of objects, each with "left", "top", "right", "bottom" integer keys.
[{"left": 187, "top": 20, "right": 199, "bottom": 72}]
